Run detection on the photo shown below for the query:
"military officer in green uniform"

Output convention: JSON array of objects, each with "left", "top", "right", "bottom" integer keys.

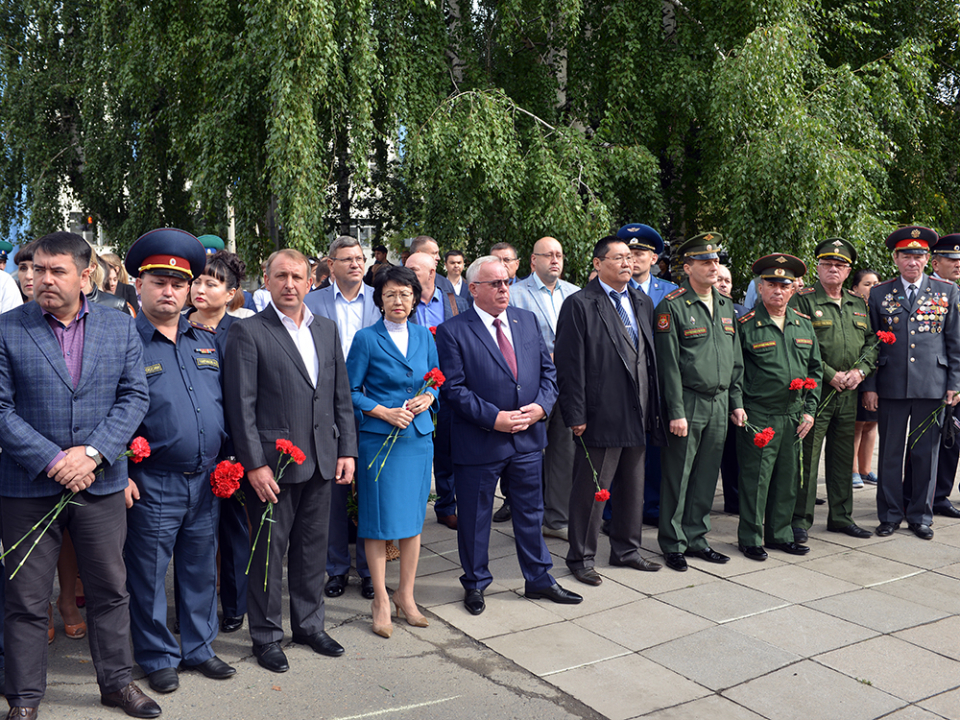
[
  {"left": 791, "top": 239, "right": 877, "bottom": 542},
  {"left": 737, "top": 254, "right": 822, "bottom": 560},
  {"left": 654, "top": 233, "right": 746, "bottom": 572}
]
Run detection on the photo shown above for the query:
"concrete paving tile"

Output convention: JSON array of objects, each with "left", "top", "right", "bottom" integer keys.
[
  {"left": 804, "top": 524, "right": 891, "bottom": 550},
  {"left": 727, "top": 604, "right": 877, "bottom": 657},
  {"left": 874, "top": 571, "right": 960, "bottom": 615},
  {"left": 731, "top": 563, "right": 859, "bottom": 603},
  {"left": 919, "top": 686, "right": 960, "bottom": 719},
  {"left": 894, "top": 616, "right": 960, "bottom": 662},
  {"left": 882, "top": 706, "right": 950, "bottom": 720},
  {"left": 413, "top": 567, "right": 514, "bottom": 608},
  {"left": 806, "top": 588, "right": 948, "bottom": 633},
  {"left": 685, "top": 550, "right": 793, "bottom": 579},
  {"left": 597, "top": 560, "right": 718, "bottom": 596},
  {"left": 638, "top": 694, "right": 767, "bottom": 720},
  {"left": 863, "top": 537, "right": 960, "bottom": 570},
  {"left": 929, "top": 522, "right": 960, "bottom": 549},
  {"left": 573, "top": 597, "right": 714, "bottom": 651},
  {"left": 802, "top": 548, "right": 919, "bottom": 587},
  {"left": 545, "top": 654, "right": 710, "bottom": 720},
  {"left": 817, "top": 635, "right": 960, "bottom": 702},
  {"left": 656, "top": 579, "right": 789, "bottom": 623},
  {"left": 724, "top": 659, "right": 904, "bottom": 720},
  {"left": 936, "top": 562, "right": 960, "bottom": 581},
  {"left": 484, "top": 622, "right": 631, "bottom": 677},
  {"left": 529, "top": 571, "right": 650, "bottom": 620},
  {"left": 429, "top": 591, "right": 565, "bottom": 640},
  {"left": 642, "top": 625, "right": 798, "bottom": 690}
]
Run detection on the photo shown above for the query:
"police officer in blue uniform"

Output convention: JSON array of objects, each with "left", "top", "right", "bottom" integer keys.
[
  {"left": 618, "top": 223, "right": 679, "bottom": 527},
  {"left": 123, "top": 229, "right": 236, "bottom": 694}
]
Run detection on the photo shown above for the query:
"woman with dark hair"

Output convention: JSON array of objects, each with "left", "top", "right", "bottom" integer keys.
[
  {"left": 14, "top": 242, "right": 35, "bottom": 303},
  {"left": 851, "top": 268, "right": 881, "bottom": 487},
  {"left": 187, "top": 251, "right": 249, "bottom": 336},
  {"left": 346, "top": 265, "right": 437, "bottom": 638}
]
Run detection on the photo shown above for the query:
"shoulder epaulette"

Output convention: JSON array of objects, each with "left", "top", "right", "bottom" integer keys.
[
  {"left": 739, "top": 310, "right": 755, "bottom": 324},
  {"left": 792, "top": 308, "right": 811, "bottom": 320},
  {"left": 189, "top": 320, "right": 217, "bottom": 334},
  {"left": 930, "top": 276, "right": 953, "bottom": 285},
  {"left": 846, "top": 289, "right": 867, "bottom": 303},
  {"left": 664, "top": 287, "right": 687, "bottom": 301},
  {"left": 798, "top": 287, "right": 816, "bottom": 295},
  {"left": 875, "top": 278, "right": 896, "bottom": 286}
]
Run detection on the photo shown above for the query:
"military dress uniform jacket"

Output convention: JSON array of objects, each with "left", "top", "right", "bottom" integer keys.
[
  {"left": 862, "top": 275, "right": 960, "bottom": 400},
  {"left": 794, "top": 282, "right": 878, "bottom": 384},
  {"left": 738, "top": 304, "right": 823, "bottom": 416},
  {"left": 654, "top": 282, "right": 743, "bottom": 419}
]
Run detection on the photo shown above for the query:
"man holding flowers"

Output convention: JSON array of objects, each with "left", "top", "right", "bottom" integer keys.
[{"left": 791, "top": 238, "right": 877, "bottom": 543}]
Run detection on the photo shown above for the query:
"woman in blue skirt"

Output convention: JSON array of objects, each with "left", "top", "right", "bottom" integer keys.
[{"left": 347, "top": 265, "right": 438, "bottom": 638}]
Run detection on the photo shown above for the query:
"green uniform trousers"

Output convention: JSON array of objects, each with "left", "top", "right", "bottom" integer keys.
[
  {"left": 793, "top": 388, "right": 856, "bottom": 530},
  {"left": 737, "top": 410, "right": 801, "bottom": 546},
  {"left": 658, "top": 390, "right": 729, "bottom": 554}
]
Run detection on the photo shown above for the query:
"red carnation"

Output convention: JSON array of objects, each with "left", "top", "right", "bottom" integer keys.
[
  {"left": 128, "top": 436, "right": 151, "bottom": 463},
  {"left": 276, "top": 438, "right": 295, "bottom": 455},
  {"left": 754, "top": 428, "right": 775, "bottom": 448},
  {"left": 423, "top": 367, "right": 446, "bottom": 389},
  {"left": 803, "top": 378, "right": 817, "bottom": 390},
  {"left": 211, "top": 460, "right": 244, "bottom": 499},
  {"left": 788, "top": 378, "right": 804, "bottom": 391},
  {"left": 429, "top": 326, "right": 437, "bottom": 336},
  {"left": 877, "top": 330, "right": 896, "bottom": 344},
  {"left": 594, "top": 489, "right": 611, "bottom": 502},
  {"left": 290, "top": 446, "right": 306, "bottom": 465}
]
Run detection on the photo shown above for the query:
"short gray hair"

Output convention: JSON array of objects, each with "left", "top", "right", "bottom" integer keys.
[
  {"left": 328, "top": 235, "right": 362, "bottom": 258},
  {"left": 466, "top": 255, "right": 504, "bottom": 284}
]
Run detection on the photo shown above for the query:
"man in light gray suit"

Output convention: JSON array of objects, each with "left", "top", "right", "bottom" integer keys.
[
  {"left": 510, "top": 237, "right": 580, "bottom": 540},
  {"left": 224, "top": 248, "right": 357, "bottom": 674},
  {"left": 305, "top": 236, "right": 380, "bottom": 601}
]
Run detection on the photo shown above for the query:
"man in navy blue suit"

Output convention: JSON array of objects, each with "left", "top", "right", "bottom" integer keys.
[{"left": 436, "top": 256, "right": 582, "bottom": 615}]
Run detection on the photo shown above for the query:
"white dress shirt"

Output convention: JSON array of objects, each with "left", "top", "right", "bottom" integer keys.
[
  {"left": 331, "top": 280, "right": 366, "bottom": 358},
  {"left": 473, "top": 304, "right": 514, "bottom": 348},
  {"left": 598, "top": 278, "right": 638, "bottom": 335},
  {"left": 271, "top": 301, "right": 319, "bottom": 387}
]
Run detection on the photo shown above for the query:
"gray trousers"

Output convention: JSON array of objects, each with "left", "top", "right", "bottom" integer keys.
[
  {"left": 246, "top": 474, "right": 332, "bottom": 646},
  {"left": 542, "top": 403, "right": 576, "bottom": 530}
]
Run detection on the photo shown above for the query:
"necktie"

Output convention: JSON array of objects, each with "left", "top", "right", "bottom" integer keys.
[
  {"left": 493, "top": 318, "right": 518, "bottom": 379},
  {"left": 907, "top": 283, "right": 917, "bottom": 307},
  {"left": 610, "top": 290, "right": 639, "bottom": 349}
]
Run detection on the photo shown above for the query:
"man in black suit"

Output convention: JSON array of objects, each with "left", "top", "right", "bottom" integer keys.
[
  {"left": 554, "top": 236, "right": 665, "bottom": 585},
  {"left": 224, "top": 248, "right": 357, "bottom": 673}
]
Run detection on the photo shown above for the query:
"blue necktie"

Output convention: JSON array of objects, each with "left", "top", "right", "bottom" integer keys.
[{"left": 610, "top": 290, "right": 639, "bottom": 349}]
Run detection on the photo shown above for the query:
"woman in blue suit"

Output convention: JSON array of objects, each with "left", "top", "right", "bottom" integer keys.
[{"left": 347, "top": 266, "right": 439, "bottom": 638}]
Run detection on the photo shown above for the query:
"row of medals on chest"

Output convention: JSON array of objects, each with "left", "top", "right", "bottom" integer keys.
[{"left": 882, "top": 292, "right": 948, "bottom": 331}]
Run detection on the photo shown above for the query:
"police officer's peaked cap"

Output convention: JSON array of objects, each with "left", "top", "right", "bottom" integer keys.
[{"left": 125, "top": 228, "right": 207, "bottom": 280}]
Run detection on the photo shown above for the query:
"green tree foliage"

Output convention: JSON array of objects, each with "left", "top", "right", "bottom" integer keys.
[{"left": 1, "top": 0, "right": 958, "bottom": 287}]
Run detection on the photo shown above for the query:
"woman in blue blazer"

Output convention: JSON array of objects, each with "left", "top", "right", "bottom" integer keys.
[{"left": 346, "top": 266, "right": 439, "bottom": 638}]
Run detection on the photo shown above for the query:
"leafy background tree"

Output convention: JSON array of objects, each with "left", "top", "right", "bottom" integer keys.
[{"left": 1, "top": 0, "right": 957, "bottom": 287}]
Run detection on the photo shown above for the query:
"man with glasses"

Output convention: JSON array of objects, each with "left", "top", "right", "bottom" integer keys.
[
  {"left": 510, "top": 237, "right": 580, "bottom": 541},
  {"left": 491, "top": 242, "right": 521, "bottom": 285},
  {"left": 305, "top": 236, "right": 381, "bottom": 601},
  {"left": 555, "top": 236, "right": 665, "bottom": 584},
  {"left": 791, "top": 239, "right": 877, "bottom": 544}
]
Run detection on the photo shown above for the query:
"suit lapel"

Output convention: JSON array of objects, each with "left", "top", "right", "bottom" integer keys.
[
  {"left": 374, "top": 321, "right": 413, "bottom": 368},
  {"left": 629, "top": 290, "right": 653, "bottom": 351},
  {"left": 21, "top": 304, "right": 75, "bottom": 390},
  {"left": 263, "top": 309, "right": 314, "bottom": 386},
  {"left": 593, "top": 292, "right": 635, "bottom": 367},
  {"left": 75, "top": 306, "right": 104, "bottom": 393},
  {"left": 465, "top": 310, "right": 514, "bottom": 379}
]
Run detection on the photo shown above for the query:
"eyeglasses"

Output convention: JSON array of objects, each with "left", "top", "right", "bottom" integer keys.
[
  {"left": 817, "top": 261, "right": 848, "bottom": 270},
  {"left": 601, "top": 254, "right": 631, "bottom": 264},
  {"left": 382, "top": 291, "right": 414, "bottom": 302},
  {"left": 533, "top": 252, "right": 564, "bottom": 260},
  {"left": 473, "top": 279, "right": 511, "bottom": 289},
  {"left": 332, "top": 256, "right": 365, "bottom": 266},
  {"left": 496, "top": 256, "right": 518, "bottom": 263}
]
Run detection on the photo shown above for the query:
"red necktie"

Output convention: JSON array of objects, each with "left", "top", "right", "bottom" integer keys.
[{"left": 493, "top": 318, "right": 517, "bottom": 379}]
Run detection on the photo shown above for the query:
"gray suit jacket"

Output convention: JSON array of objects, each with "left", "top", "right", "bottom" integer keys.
[
  {"left": 509, "top": 274, "right": 580, "bottom": 355},
  {"left": 223, "top": 305, "right": 357, "bottom": 483},
  {"left": 864, "top": 274, "right": 960, "bottom": 400},
  {"left": 303, "top": 282, "right": 381, "bottom": 329}
]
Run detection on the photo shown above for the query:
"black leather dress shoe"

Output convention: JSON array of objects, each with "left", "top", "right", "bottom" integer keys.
[
  {"left": 571, "top": 567, "right": 602, "bottom": 586},
  {"left": 609, "top": 556, "right": 662, "bottom": 572},
  {"left": 492, "top": 502, "right": 512, "bottom": 523},
  {"left": 815, "top": 497, "right": 826, "bottom": 505},
  {"left": 876, "top": 522, "right": 900, "bottom": 537},
  {"left": 908, "top": 522, "right": 934, "bottom": 540},
  {"left": 792, "top": 527, "right": 808, "bottom": 543},
  {"left": 292, "top": 631, "right": 344, "bottom": 657},
  {"left": 101, "top": 682, "right": 161, "bottom": 718},
  {"left": 765, "top": 541, "right": 810, "bottom": 556},
  {"left": 181, "top": 656, "right": 236, "bottom": 679},
  {"left": 642, "top": 515, "right": 659, "bottom": 528},
  {"left": 685, "top": 547, "right": 730, "bottom": 564},
  {"left": 324, "top": 574, "right": 348, "bottom": 598},
  {"left": 220, "top": 615, "right": 244, "bottom": 633},
  {"left": 464, "top": 589, "right": 485, "bottom": 615},
  {"left": 146, "top": 667, "right": 179, "bottom": 693},
  {"left": 360, "top": 576, "right": 375, "bottom": 599},
  {"left": 828, "top": 524, "right": 872, "bottom": 539},
  {"left": 664, "top": 553, "right": 687, "bottom": 572},
  {"left": 933, "top": 504, "right": 960, "bottom": 519},
  {"left": 738, "top": 544, "right": 768, "bottom": 561},
  {"left": 254, "top": 642, "right": 289, "bottom": 673},
  {"left": 5, "top": 708, "right": 38, "bottom": 719},
  {"left": 524, "top": 582, "right": 583, "bottom": 604}
]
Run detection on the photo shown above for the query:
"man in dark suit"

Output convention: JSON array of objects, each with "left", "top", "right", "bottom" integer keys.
[
  {"left": 406, "top": 252, "right": 469, "bottom": 529},
  {"left": 554, "top": 235, "right": 665, "bottom": 586},
  {"left": 0, "top": 231, "right": 159, "bottom": 719},
  {"left": 863, "top": 226, "right": 960, "bottom": 540},
  {"left": 436, "top": 256, "right": 582, "bottom": 615},
  {"left": 224, "top": 248, "right": 357, "bottom": 673},
  {"left": 444, "top": 249, "right": 471, "bottom": 303},
  {"left": 305, "top": 236, "right": 381, "bottom": 601}
]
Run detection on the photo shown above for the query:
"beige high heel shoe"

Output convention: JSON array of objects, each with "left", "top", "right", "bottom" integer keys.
[
  {"left": 393, "top": 599, "right": 429, "bottom": 628},
  {"left": 371, "top": 601, "right": 393, "bottom": 638}
]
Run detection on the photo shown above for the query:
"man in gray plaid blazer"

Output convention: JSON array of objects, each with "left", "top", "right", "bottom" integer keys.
[{"left": 0, "top": 232, "right": 156, "bottom": 719}]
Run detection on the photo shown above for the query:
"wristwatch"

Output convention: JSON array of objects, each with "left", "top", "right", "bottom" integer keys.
[{"left": 85, "top": 446, "right": 104, "bottom": 467}]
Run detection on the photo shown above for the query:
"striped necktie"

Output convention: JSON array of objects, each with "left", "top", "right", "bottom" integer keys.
[{"left": 610, "top": 290, "right": 639, "bottom": 349}]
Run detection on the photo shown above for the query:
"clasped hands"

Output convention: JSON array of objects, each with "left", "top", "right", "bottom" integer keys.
[
  {"left": 376, "top": 394, "right": 434, "bottom": 431},
  {"left": 829, "top": 369, "right": 863, "bottom": 392},
  {"left": 494, "top": 403, "right": 545, "bottom": 434},
  {"left": 48, "top": 446, "right": 97, "bottom": 494}
]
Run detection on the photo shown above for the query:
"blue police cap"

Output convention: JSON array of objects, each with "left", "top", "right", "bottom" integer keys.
[
  {"left": 617, "top": 224, "right": 664, "bottom": 255},
  {"left": 933, "top": 233, "right": 960, "bottom": 260},
  {"left": 124, "top": 228, "right": 207, "bottom": 280}
]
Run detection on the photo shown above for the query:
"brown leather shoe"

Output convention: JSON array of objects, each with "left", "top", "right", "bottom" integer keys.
[
  {"left": 6, "top": 708, "right": 38, "bottom": 719},
  {"left": 101, "top": 682, "right": 162, "bottom": 718},
  {"left": 436, "top": 514, "right": 458, "bottom": 530},
  {"left": 571, "top": 567, "right": 603, "bottom": 586}
]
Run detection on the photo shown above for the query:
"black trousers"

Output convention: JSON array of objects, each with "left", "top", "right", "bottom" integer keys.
[{"left": 1, "top": 491, "right": 133, "bottom": 707}]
